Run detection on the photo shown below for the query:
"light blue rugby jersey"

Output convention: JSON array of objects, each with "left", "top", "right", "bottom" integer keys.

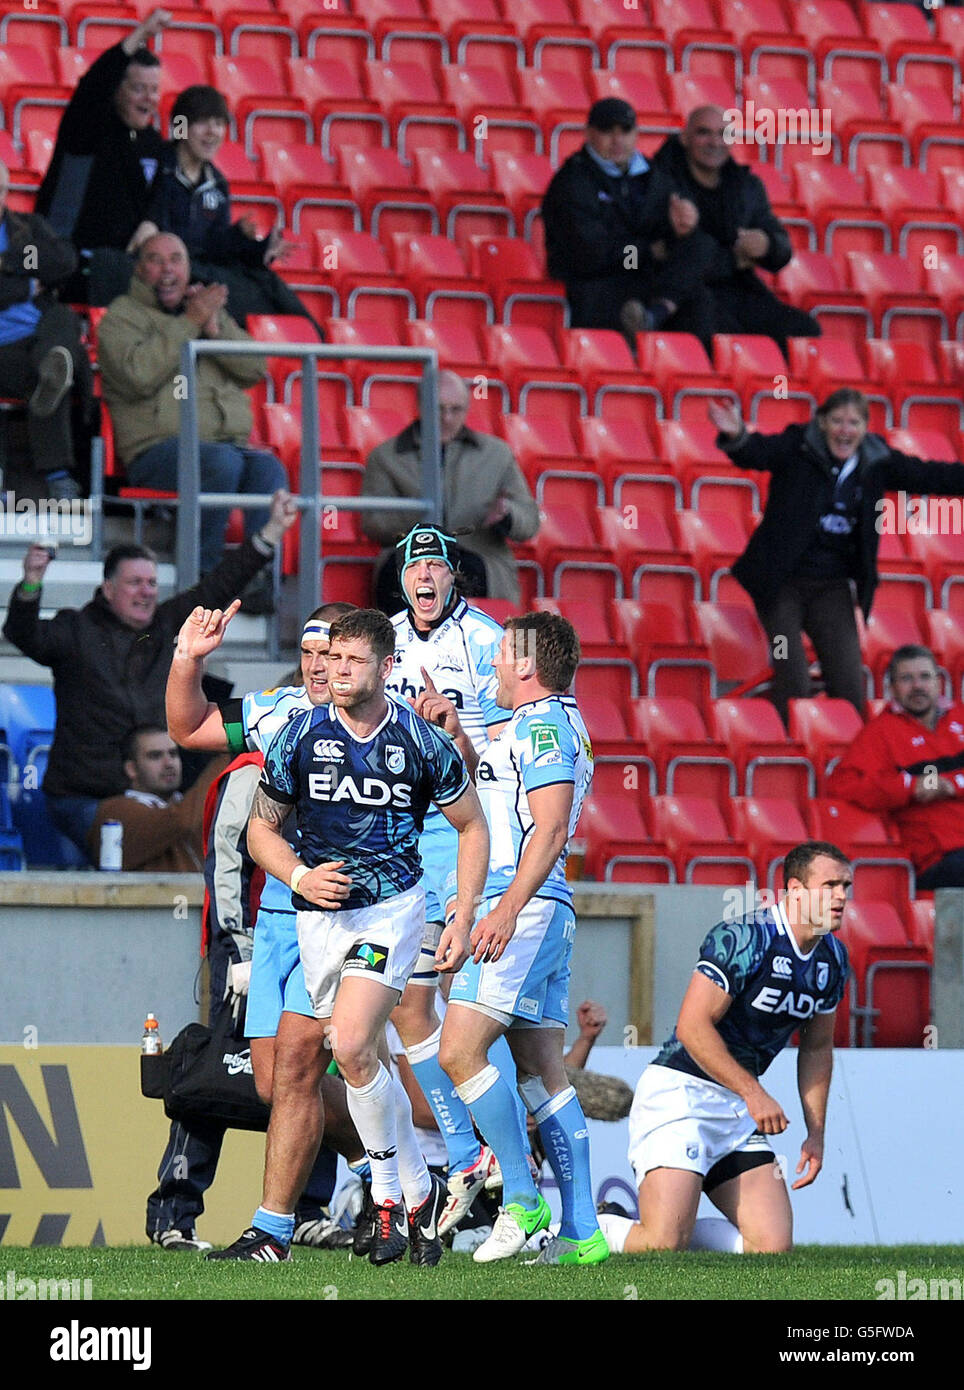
[
  {"left": 241, "top": 684, "right": 311, "bottom": 913},
  {"left": 386, "top": 597, "right": 505, "bottom": 831},
  {"left": 475, "top": 694, "right": 593, "bottom": 907}
]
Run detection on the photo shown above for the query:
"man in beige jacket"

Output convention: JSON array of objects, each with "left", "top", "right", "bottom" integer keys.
[
  {"left": 99, "top": 232, "right": 287, "bottom": 572},
  {"left": 361, "top": 370, "right": 540, "bottom": 609}
]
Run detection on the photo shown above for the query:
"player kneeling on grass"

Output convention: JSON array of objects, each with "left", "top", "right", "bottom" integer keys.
[
  {"left": 439, "top": 612, "right": 608, "bottom": 1267},
  {"left": 599, "top": 841, "right": 851, "bottom": 1257},
  {"left": 246, "top": 609, "right": 490, "bottom": 1268}
]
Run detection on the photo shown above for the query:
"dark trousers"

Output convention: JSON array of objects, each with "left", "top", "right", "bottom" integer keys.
[
  {"left": 0, "top": 303, "right": 90, "bottom": 475},
  {"left": 672, "top": 267, "right": 820, "bottom": 356},
  {"left": 916, "top": 849, "right": 964, "bottom": 890},
  {"left": 145, "top": 928, "right": 337, "bottom": 1238},
  {"left": 756, "top": 576, "right": 866, "bottom": 727}
]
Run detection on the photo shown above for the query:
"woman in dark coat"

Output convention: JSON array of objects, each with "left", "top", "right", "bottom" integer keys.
[{"left": 708, "top": 390, "right": 964, "bottom": 724}]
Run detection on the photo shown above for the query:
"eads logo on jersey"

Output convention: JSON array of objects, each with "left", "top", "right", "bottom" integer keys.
[{"left": 347, "top": 942, "right": 388, "bottom": 973}]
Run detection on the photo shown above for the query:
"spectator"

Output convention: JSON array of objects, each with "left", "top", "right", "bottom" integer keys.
[
  {"left": 36, "top": 9, "right": 171, "bottom": 305},
  {"left": 98, "top": 232, "right": 288, "bottom": 579},
  {"left": 1, "top": 490, "right": 296, "bottom": 856},
  {"left": 361, "top": 370, "right": 539, "bottom": 609},
  {"left": 128, "top": 85, "right": 320, "bottom": 332},
  {"left": 86, "top": 724, "right": 225, "bottom": 872},
  {"left": 828, "top": 645, "right": 964, "bottom": 890},
  {"left": 650, "top": 106, "right": 819, "bottom": 353},
  {"left": 541, "top": 97, "right": 713, "bottom": 342},
  {"left": 708, "top": 390, "right": 964, "bottom": 725},
  {"left": 0, "top": 161, "right": 94, "bottom": 501}
]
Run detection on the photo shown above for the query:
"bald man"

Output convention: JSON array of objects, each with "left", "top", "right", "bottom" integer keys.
[
  {"left": 0, "top": 160, "right": 92, "bottom": 500},
  {"left": 99, "top": 232, "right": 287, "bottom": 579},
  {"left": 361, "top": 369, "right": 539, "bottom": 608},
  {"left": 650, "top": 106, "right": 819, "bottom": 353}
]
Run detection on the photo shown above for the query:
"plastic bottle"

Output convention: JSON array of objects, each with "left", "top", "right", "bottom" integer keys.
[{"left": 141, "top": 1013, "right": 162, "bottom": 1054}]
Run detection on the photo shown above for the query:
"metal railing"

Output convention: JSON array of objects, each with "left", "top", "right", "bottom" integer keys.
[{"left": 175, "top": 340, "right": 444, "bottom": 643}]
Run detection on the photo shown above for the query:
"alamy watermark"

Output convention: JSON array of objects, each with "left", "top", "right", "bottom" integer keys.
[
  {"left": 877, "top": 1270, "right": 964, "bottom": 1300},
  {"left": 0, "top": 491, "right": 92, "bottom": 546},
  {"left": 0, "top": 1267, "right": 92, "bottom": 1300},
  {"left": 723, "top": 103, "right": 832, "bottom": 157}
]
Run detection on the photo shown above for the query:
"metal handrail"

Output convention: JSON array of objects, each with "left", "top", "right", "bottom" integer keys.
[{"left": 176, "top": 340, "right": 443, "bottom": 637}]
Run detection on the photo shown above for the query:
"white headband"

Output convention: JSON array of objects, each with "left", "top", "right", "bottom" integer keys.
[{"left": 302, "top": 619, "right": 331, "bottom": 641}]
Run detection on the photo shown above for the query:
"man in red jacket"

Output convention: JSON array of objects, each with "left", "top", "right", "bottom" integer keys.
[{"left": 827, "top": 644, "right": 964, "bottom": 889}]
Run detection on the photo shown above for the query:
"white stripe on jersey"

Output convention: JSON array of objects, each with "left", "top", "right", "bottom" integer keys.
[{"left": 242, "top": 684, "right": 313, "bottom": 756}]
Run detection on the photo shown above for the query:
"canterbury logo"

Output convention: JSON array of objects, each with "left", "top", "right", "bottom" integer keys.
[
  {"left": 313, "top": 739, "right": 345, "bottom": 761},
  {"left": 771, "top": 956, "right": 793, "bottom": 978},
  {"left": 367, "top": 1147, "right": 397, "bottom": 1161}
]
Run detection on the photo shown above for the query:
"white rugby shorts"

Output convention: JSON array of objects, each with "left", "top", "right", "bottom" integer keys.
[
  {"left": 296, "top": 883, "right": 425, "bottom": 1019},
  {"left": 628, "top": 1064, "right": 772, "bottom": 1184}
]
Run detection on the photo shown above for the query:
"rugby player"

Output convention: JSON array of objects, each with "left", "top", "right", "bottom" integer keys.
[
  {"left": 249, "top": 608, "right": 490, "bottom": 1265},
  {"left": 167, "top": 600, "right": 372, "bottom": 1262},
  {"left": 385, "top": 524, "right": 530, "bottom": 1234},
  {"left": 599, "top": 841, "right": 851, "bottom": 1256},
  {"left": 439, "top": 612, "right": 609, "bottom": 1266}
]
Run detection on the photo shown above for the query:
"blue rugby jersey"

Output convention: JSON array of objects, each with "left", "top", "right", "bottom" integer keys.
[
  {"left": 260, "top": 693, "right": 470, "bottom": 910},
  {"left": 655, "top": 903, "right": 849, "bottom": 1081}
]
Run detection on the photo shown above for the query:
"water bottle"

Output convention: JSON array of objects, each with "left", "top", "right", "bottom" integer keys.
[
  {"left": 141, "top": 1013, "right": 161, "bottom": 1055},
  {"left": 99, "top": 820, "right": 123, "bottom": 870}
]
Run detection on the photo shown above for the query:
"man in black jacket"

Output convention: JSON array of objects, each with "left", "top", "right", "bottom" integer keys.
[
  {"left": 541, "top": 98, "right": 712, "bottom": 340},
  {"left": 709, "top": 392, "right": 964, "bottom": 723},
  {"left": 36, "top": 9, "right": 171, "bottom": 305},
  {"left": 0, "top": 162, "right": 93, "bottom": 499},
  {"left": 651, "top": 107, "right": 819, "bottom": 353},
  {"left": 2, "top": 490, "right": 296, "bottom": 856}
]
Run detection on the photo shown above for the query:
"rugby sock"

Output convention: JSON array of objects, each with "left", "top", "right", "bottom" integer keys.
[
  {"left": 344, "top": 1064, "right": 402, "bottom": 1206},
  {"left": 596, "top": 1211, "right": 632, "bottom": 1254},
  {"left": 390, "top": 1071, "right": 432, "bottom": 1211},
  {"left": 251, "top": 1207, "right": 295, "bottom": 1246},
  {"left": 407, "top": 1025, "right": 480, "bottom": 1174},
  {"left": 455, "top": 1065, "right": 539, "bottom": 1211},
  {"left": 532, "top": 1086, "right": 598, "bottom": 1242},
  {"left": 490, "top": 1033, "right": 532, "bottom": 1159},
  {"left": 348, "top": 1157, "right": 371, "bottom": 1182},
  {"left": 690, "top": 1218, "right": 744, "bottom": 1253}
]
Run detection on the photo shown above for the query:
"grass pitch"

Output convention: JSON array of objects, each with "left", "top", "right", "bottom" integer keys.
[{"left": 4, "top": 1244, "right": 963, "bottom": 1301}]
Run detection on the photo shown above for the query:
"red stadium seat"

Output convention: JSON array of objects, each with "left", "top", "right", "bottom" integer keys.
[
  {"left": 286, "top": 57, "right": 389, "bottom": 161},
  {"left": 358, "top": 0, "right": 448, "bottom": 73},
  {"left": 516, "top": 65, "right": 591, "bottom": 163},
  {"left": 628, "top": 696, "right": 736, "bottom": 798},
  {"left": 924, "top": 246, "right": 964, "bottom": 341},
  {"left": 611, "top": 598, "right": 714, "bottom": 710},
  {"left": 676, "top": 509, "right": 749, "bottom": 600},
  {"left": 816, "top": 78, "right": 908, "bottom": 174},
  {"left": 845, "top": 252, "right": 948, "bottom": 346},
  {"left": 710, "top": 697, "right": 816, "bottom": 802},
  {"left": 286, "top": 0, "right": 372, "bottom": 69},
  {"left": 336, "top": 146, "right": 439, "bottom": 239},
  {"left": 209, "top": 54, "right": 311, "bottom": 156},
  {"left": 865, "top": 5, "right": 959, "bottom": 98},
  {"left": 259, "top": 142, "right": 360, "bottom": 237},
  {"left": 389, "top": 233, "right": 494, "bottom": 328},
  {"left": 725, "top": 1, "right": 812, "bottom": 89},
  {"left": 530, "top": 503, "right": 623, "bottom": 604},
  {"left": 865, "top": 164, "right": 963, "bottom": 264},
  {"left": 596, "top": 506, "right": 698, "bottom": 605},
  {"left": 312, "top": 230, "right": 417, "bottom": 328},
  {"left": 793, "top": 0, "right": 886, "bottom": 89},
  {"left": 410, "top": 148, "right": 513, "bottom": 247},
  {"left": 650, "top": 794, "right": 756, "bottom": 888},
  {"left": 481, "top": 325, "right": 585, "bottom": 420},
  {"left": 712, "top": 333, "right": 790, "bottom": 416},
  {"left": 489, "top": 151, "right": 554, "bottom": 238},
  {"left": 364, "top": 60, "right": 463, "bottom": 160},
  {"left": 693, "top": 600, "right": 772, "bottom": 695},
  {"left": 652, "top": 0, "right": 740, "bottom": 89},
  {"left": 574, "top": 0, "right": 672, "bottom": 83},
  {"left": 838, "top": 900, "right": 930, "bottom": 1048},
  {"left": 775, "top": 255, "right": 873, "bottom": 344},
  {"left": 580, "top": 794, "right": 676, "bottom": 883},
  {"left": 559, "top": 327, "right": 662, "bottom": 425},
  {"left": 863, "top": 338, "right": 963, "bottom": 435},
  {"left": 808, "top": 800, "right": 914, "bottom": 911},
  {"left": 787, "top": 696, "right": 865, "bottom": 789},
  {"left": 638, "top": 333, "right": 737, "bottom": 424},
  {"left": 440, "top": 64, "right": 543, "bottom": 163},
  {"left": 424, "top": 0, "right": 523, "bottom": 83},
  {"left": 792, "top": 161, "right": 890, "bottom": 258},
  {"left": 887, "top": 81, "right": 964, "bottom": 173},
  {"left": 516, "top": 0, "right": 599, "bottom": 78},
  {"left": 785, "top": 337, "right": 891, "bottom": 428},
  {"left": 730, "top": 795, "right": 812, "bottom": 889},
  {"left": 468, "top": 236, "right": 567, "bottom": 332}
]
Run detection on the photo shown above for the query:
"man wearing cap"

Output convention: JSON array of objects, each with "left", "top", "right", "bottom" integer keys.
[
  {"left": 384, "top": 524, "right": 533, "bottom": 1236},
  {"left": 360, "top": 369, "right": 539, "bottom": 610},
  {"left": 541, "top": 97, "right": 710, "bottom": 341}
]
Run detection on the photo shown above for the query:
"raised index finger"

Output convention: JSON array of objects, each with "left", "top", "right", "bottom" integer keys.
[{"left": 420, "top": 666, "right": 438, "bottom": 694}]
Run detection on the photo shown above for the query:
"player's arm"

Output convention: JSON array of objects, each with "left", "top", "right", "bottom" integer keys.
[
  {"left": 435, "top": 783, "right": 490, "bottom": 973},
  {"left": 166, "top": 602, "right": 242, "bottom": 750},
  {"left": 412, "top": 667, "right": 480, "bottom": 776},
  {"left": 247, "top": 785, "right": 351, "bottom": 911},
  {"left": 675, "top": 972, "right": 789, "bottom": 1135},
  {"left": 470, "top": 780, "right": 573, "bottom": 964},
  {"left": 792, "top": 1009, "right": 835, "bottom": 1189}
]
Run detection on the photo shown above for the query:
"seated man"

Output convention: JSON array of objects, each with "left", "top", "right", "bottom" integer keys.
[
  {"left": 87, "top": 724, "right": 224, "bottom": 872},
  {"left": 360, "top": 370, "right": 539, "bottom": 609},
  {"left": 649, "top": 106, "right": 819, "bottom": 353},
  {"left": 1, "top": 492, "right": 295, "bottom": 855},
  {"left": 98, "top": 232, "right": 287, "bottom": 577},
  {"left": 36, "top": 9, "right": 170, "bottom": 305},
  {"left": 828, "top": 644, "right": 964, "bottom": 890},
  {"left": 129, "top": 84, "right": 319, "bottom": 331},
  {"left": 541, "top": 97, "right": 711, "bottom": 341},
  {"left": 0, "top": 161, "right": 93, "bottom": 501}
]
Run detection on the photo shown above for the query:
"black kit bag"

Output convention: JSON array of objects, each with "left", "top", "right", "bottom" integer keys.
[{"left": 155, "top": 1004, "right": 271, "bottom": 1132}]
